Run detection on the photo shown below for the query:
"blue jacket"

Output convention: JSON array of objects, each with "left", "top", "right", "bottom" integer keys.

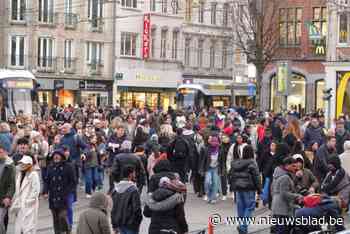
[
  {"left": 59, "top": 130, "right": 88, "bottom": 162},
  {"left": 0, "top": 132, "right": 13, "bottom": 153}
]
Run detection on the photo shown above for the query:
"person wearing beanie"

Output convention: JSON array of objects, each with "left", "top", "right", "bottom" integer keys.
[
  {"left": 321, "top": 155, "right": 350, "bottom": 208},
  {"left": 199, "top": 134, "right": 221, "bottom": 203},
  {"left": 292, "top": 154, "right": 319, "bottom": 195}
]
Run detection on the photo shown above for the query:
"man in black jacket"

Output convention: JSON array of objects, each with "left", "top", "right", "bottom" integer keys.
[
  {"left": 314, "top": 135, "right": 337, "bottom": 183},
  {"left": 111, "top": 141, "right": 146, "bottom": 193},
  {"left": 111, "top": 166, "right": 142, "bottom": 234}
]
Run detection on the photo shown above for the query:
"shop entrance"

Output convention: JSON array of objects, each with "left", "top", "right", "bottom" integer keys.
[{"left": 81, "top": 91, "right": 108, "bottom": 107}]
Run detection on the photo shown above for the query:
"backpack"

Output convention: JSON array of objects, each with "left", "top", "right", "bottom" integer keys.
[{"left": 172, "top": 137, "right": 189, "bottom": 159}]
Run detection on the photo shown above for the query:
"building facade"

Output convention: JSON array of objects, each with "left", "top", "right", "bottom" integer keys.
[
  {"left": 261, "top": 0, "right": 327, "bottom": 114},
  {"left": 0, "top": 0, "right": 115, "bottom": 108}
]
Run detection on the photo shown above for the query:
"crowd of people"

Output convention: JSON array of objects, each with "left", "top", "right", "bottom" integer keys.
[{"left": 0, "top": 104, "right": 350, "bottom": 234}]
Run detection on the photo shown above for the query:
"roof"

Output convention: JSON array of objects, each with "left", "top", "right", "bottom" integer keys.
[{"left": 0, "top": 69, "right": 36, "bottom": 80}]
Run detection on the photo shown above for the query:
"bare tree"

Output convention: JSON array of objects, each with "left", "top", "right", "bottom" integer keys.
[{"left": 231, "top": 0, "right": 281, "bottom": 110}]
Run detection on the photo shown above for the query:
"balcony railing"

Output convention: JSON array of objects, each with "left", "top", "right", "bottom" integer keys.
[
  {"left": 89, "top": 17, "right": 104, "bottom": 32},
  {"left": 63, "top": 58, "right": 77, "bottom": 73},
  {"left": 64, "top": 13, "right": 78, "bottom": 29},
  {"left": 37, "top": 57, "right": 57, "bottom": 73},
  {"left": 88, "top": 60, "right": 103, "bottom": 75},
  {"left": 38, "top": 12, "right": 59, "bottom": 27}
]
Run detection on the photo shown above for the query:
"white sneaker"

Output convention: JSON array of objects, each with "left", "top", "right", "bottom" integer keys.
[
  {"left": 222, "top": 196, "right": 227, "bottom": 201},
  {"left": 210, "top": 200, "right": 218, "bottom": 204},
  {"left": 86, "top": 194, "right": 92, "bottom": 199},
  {"left": 203, "top": 195, "right": 208, "bottom": 201}
]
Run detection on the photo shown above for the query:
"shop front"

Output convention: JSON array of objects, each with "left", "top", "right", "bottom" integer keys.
[
  {"left": 79, "top": 80, "right": 113, "bottom": 107},
  {"left": 115, "top": 68, "right": 181, "bottom": 110}
]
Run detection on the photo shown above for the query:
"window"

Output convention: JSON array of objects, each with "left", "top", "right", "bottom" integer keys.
[
  {"left": 313, "top": 7, "right": 327, "bottom": 37},
  {"left": 64, "top": 0, "right": 76, "bottom": 26},
  {"left": 172, "top": 0, "right": 178, "bottom": 14},
  {"left": 38, "top": 0, "right": 54, "bottom": 23},
  {"left": 223, "top": 3, "right": 229, "bottom": 27},
  {"left": 222, "top": 41, "right": 228, "bottom": 69},
  {"left": 64, "top": 39, "right": 73, "bottom": 69},
  {"left": 184, "top": 38, "right": 191, "bottom": 66},
  {"left": 151, "top": 28, "right": 156, "bottom": 58},
  {"left": 162, "top": 0, "right": 167, "bottom": 13},
  {"left": 88, "top": 0, "right": 103, "bottom": 28},
  {"left": 160, "top": 29, "right": 168, "bottom": 58},
  {"left": 10, "top": 36, "right": 25, "bottom": 67},
  {"left": 172, "top": 31, "right": 178, "bottom": 59},
  {"left": 11, "top": 0, "right": 26, "bottom": 21},
  {"left": 86, "top": 42, "right": 103, "bottom": 67},
  {"left": 210, "top": 42, "right": 215, "bottom": 68},
  {"left": 197, "top": 39, "right": 204, "bottom": 67},
  {"left": 198, "top": 1, "right": 204, "bottom": 23},
  {"left": 211, "top": 3, "right": 217, "bottom": 25},
  {"left": 37, "top": 37, "right": 54, "bottom": 68},
  {"left": 339, "top": 13, "right": 348, "bottom": 43},
  {"left": 150, "top": 0, "right": 156, "bottom": 11},
  {"left": 120, "top": 32, "right": 137, "bottom": 56},
  {"left": 279, "top": 8, "right": 302, "bottom": 46},
  {"left": 121, "top": 0, "right": 137, "bottom": 8},
  {"left": 185, "top": 0, "right": 192, "bottom": 21}
]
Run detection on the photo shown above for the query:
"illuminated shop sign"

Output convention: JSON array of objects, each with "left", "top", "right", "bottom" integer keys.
[
  {"left": 136, "top": 73, "right": 160, "bottom": 81},
  {"left": 142, "top": 14, "right": 151, "bottom": 59},
  {"left": 3, "top": 80, "right": 33, "bottom": 89}
]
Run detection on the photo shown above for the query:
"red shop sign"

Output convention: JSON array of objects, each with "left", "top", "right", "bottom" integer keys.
[{"left": 143, "top": 14, "right": 151, "bottom": 59}]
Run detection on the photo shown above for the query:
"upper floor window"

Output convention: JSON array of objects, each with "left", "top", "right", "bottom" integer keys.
[
  {"left": 10, "top": 35, "right": 25, "bottom": 67},
  {"left": 151, "top": 28, "right": 156, "bottom": 58},
  {"left": 86, "top": 41, "right": 103, "bottom": 66},
  {"left": 198, "top": 1, "right": 204, "bottom": 23},
  {"left": 38, "top": 0, "right": 54, "bottom": 23},
  {"left": 64, "top": 39, "right": 73, "bottom": 69},
  {"left": 185, "top": 0, "right": 192, "bottom": 22},
  {"left": 121, "top": 0, "right": 137, "bottom": 8},
  {"left": 211, "top": 3, "right": 217, "bottom": 25},
  {"left": 210, "top": 41, "right": 216, "bottom": 68},
  {"left": 197, "top": 39, "right": 204, "bottom": 67},
  {"left": 223, "top": 3, "right": 229, "bottom": 27},
  {"left": 313, "top": 7, "right": 327, "bottom": 37},
  {"left": 38, "top": 37, "right": 54, "bottom": 68},
  {"left": 88, "top": 0, "right": 103, "bottom": 28},
  {"left": 184, "top": 38, "right": 191, "bottom": 66},
  {"left": 172, "top": 31, "right": 179, "bottom": 59},
  {"left": 161, "top": 0, "right": 167, "bottom": 14},
  {"left": 150, "top": 0, "right": 156, "bottom": 11},
  {"left": 222, "top": 41, "right": 228, "bottom": 69},
  {"left": 279, "top": 8, "right": 303, "bottom": 46},
  {"left": 339, "top": 13, "right": 348, "bottom": 43},
  {"left": 160, "top": 29, "right": 168, "bottom": 58},
  {"left": 11, "top": 0, "right": 26, "bottom": 21},
  {"left": 171, "top": 0, "right": 178, "bottom": 14},
  {"left": 120, "top": 32, "right": 137, "bottom": 56}
]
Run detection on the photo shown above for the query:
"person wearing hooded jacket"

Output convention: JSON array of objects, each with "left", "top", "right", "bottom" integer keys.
[
  {"left": 111, "top": 166, "right": 142, "bottom": 234},
  {"left": 292, "top": 154, "right": 319, "bottom": 195},
  {"left": 148, "top": 159, "right": 177, "bottom": 193},
  {"left": 77, "top": 192, "right": 111, "bottom": 234}
]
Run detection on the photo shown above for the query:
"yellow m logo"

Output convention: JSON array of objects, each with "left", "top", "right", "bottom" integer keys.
[{"left": 315, "top": 45, "right": 325, "bottom": 55}]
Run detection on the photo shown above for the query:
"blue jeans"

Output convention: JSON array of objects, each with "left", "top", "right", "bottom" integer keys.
[
  {"left": 119, "top": 227, "right": 138, "bottom": 234},
  {"left": 67, "top": 193, "right": 75, "bottom": 229},
  {"left": 236, "top": 191, "right": 256, "bottom": 233},
  {"left": 204, "top": 167, "right": 219, "bottom": 201},
  {"left": 85, "top": 167, "right": 99, "bottom": 194}
]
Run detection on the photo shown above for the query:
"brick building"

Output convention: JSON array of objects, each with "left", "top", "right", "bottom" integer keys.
[{"left": 261, "top": 0, "right": 327, "bottom": 113}]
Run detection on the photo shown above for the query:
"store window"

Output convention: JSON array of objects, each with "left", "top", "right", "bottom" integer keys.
[
  {"left": 38, "top": 91, "right": 53, "bottom": 107},
  {"left": 58, "top": 90, "right": 74, "bottom": 107},
  {"left": 279, "top": 8, "right": 303, "bottom": 46},
  {"left": 315, "top": 80, "right": 325, "bottom": 110},
  {"left": 270, "top": 73, "right": 306, "bottom": 113},
  {"left": 120, "top": 32, "right": 137, "bottom": 56}
]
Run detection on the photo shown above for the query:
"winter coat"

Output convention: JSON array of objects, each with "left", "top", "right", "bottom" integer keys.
[
  {"left": 148, "top": 160, "right": 176, "bottom": 193},
  {"left": 169, "top": 135, "right": 191, "bottom": 171},
  {"left": 313, "top": 144, "right": 336, "bottom": 182},
  {"left": 339, "top": 141, "right": 350, "bottom": 176},
  {"left": 106, "top": 134, "right": 127, "bottom": 167},
  {"left": 198, "top": 146, "right": 221, "bottom": 175},
  {"left": 271, "top": 167, "right": 301, "bottom": 217},
  {"left": 218, "top": 143, "right": 230, "bottom": 176},
  {"left": 294, "top": 168, "right": 319, "bottom": 194},
  {"left": 77, "top": 192, "right": 111, "bottom": 234},
  {"left": 111, "top": 181, "right": 142, "bottom": 232},
  {"left": 84, "top": 146, "right": 99, "bottom": 168},
  {"left": 45, "top": 161, "right": 77, "bottom": 209},
  {"left": 226, "top": 143, "right": 247, "bottom": 172},
  {"left": 303, "top": 125, "right": 325, "bottom": 149},
  {"left": 260, "top": 151, "right": 275, "bottom": 179},
  {"left": 336, "top": 130, "right": 350, "bottom": 154},
  {"left": 59, "top": 130, "right": 88, "bottom": 162},
  {"left": 0, "top": 132, "right": 13, "bottom": 153},
  {"left": 144, "top": 188, "right": 188, "bottom": 234},
  {"left": 183, "top": 130, "right": 196, "bottom": 172},
  {"left": 0, "top": 157, "right": 15, "bottom": 207},
  {"left": 111, "top": 152, "right": 146, "bottom": 187},
  {"left": 321, "top": 168, "right": 350, "bottom": 206},
  {"left": 10, "top": 170, "right": 40, "bottom": 234},
  {"left": 228, "top": 159, "right": 261, "bottom": 193}
]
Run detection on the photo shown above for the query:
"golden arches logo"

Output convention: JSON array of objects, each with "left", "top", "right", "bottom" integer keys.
[{"left": 315, "top": 45, "right": 325, "bottom": 55}]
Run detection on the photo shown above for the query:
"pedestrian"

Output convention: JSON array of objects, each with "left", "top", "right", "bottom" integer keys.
[
  {"left": 10, "top": 155, "right": 40, "bottom": 234},
  {"left": 111, "top": 166, "right": 143, "bottom": 234},
  {"left": 271, "top": 156, "right": 303, "bottom": 234},
  {"left": 83, "top": 135, "right": 100, "bottom": 198},
  {"left": 76, "top": 192, "right": 111, "bottom": 234},
  {"left": 292, "top": 154, "right": 319, "bottom": 195},
  {"left": 0, "top": 143, "right": 15, "bottom": 233},
  {"left": 313, "top": 135, "right": 337, "bottom": 182},
  {"left": 45, "top": 149, "right": 77, "bottom": 234},
  {"left": 148, "top": 159, "right": 177, "bottom": 193},
  {"left": 335, "top": 119, "right": 350, "bottom": 154},
  {"left": 303, "top": 116, "right": 326, "bottom": 149},
  {"left": 218, "top": 133, "right": 231, "bottom": 201},
  {"left": 339, "top": 140, "right": 350, "bottom": 175},
  {"left": 229, "top": 145, "right": 261, "bottom": 234},
  {"left": 11, "top": 137, "right": 30, "bottom": 165}
]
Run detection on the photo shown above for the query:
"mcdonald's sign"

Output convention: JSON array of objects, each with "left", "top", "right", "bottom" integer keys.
[{"left": 315, "top": 45, "right": 325, "bottom": 55}]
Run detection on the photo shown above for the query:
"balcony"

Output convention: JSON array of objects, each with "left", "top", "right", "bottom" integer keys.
[
  {"left": 89, "top": 17, "right": 104, "bottom": 32},
  {"left": 37, "top": 57, "right": 57, "bottom": 73},
  {"left": 62, "top": 58, "right": 77, "bottom": 74},
  {"left": 64, "top": 13, "right": 78, "bottom": 29},
  {"left": 38, "top": 12, "right": 59, "bottom": 27},
  {"left": 88, "top": 60, "right": 103, "bottom": 75}
]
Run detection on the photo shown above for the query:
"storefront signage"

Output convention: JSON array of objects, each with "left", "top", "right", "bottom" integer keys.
[
  {"left": 142, "top": 14, "right": 151, "bottom": 59},
  {"left": 3, "top": 80, "right": 33, "bottom": 89},
  {"left": 54, "top": 80, "right": 64, "bottom": 90},
  {"left": 79, "top": 80, "right": 109, "bottom": 90},
  {"left": 136, "top": 73, "right": 160, "bottom": 81}
]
